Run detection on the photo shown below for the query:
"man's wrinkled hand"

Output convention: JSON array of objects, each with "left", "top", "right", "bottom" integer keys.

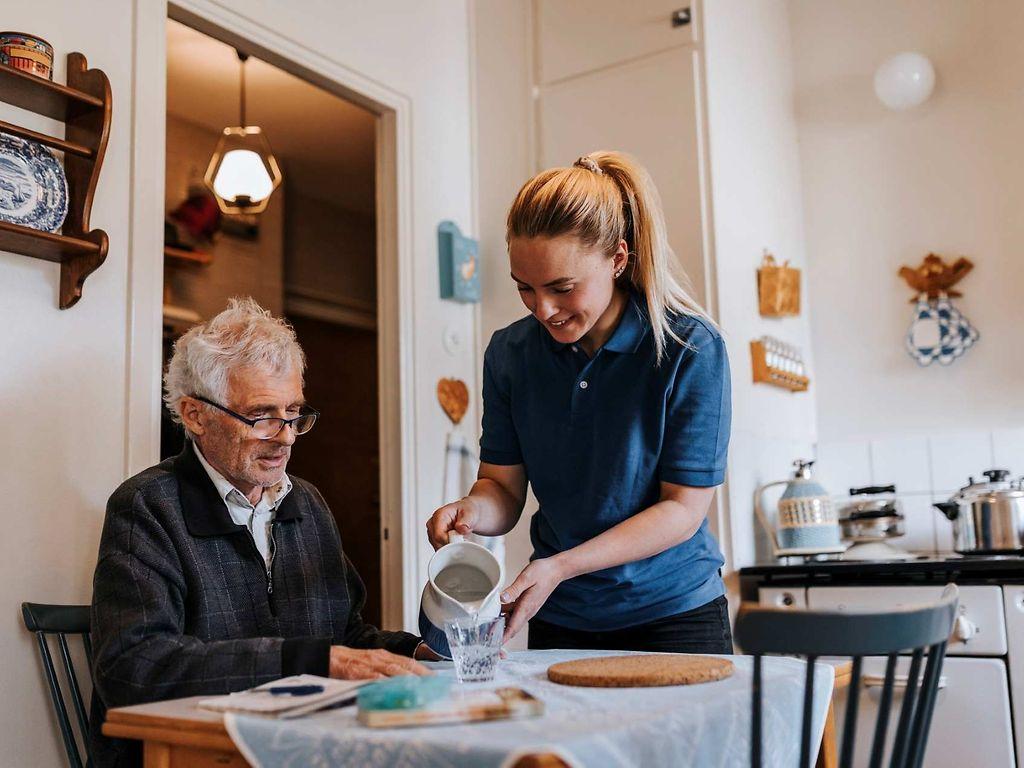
[{"left": 328, "top": 646, "right": 431, "bottom": 680}]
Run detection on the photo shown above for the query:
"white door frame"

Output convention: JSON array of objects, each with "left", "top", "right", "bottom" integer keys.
[{"left": 127, "top": 0, "right": 415, "bottom": 629}]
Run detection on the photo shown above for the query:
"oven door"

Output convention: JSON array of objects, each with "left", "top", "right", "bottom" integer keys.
[{"left": 828, "top": 655, "right": 1014, "bottom": 767}]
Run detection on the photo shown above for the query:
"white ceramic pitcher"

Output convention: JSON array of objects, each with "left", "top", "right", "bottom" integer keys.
[{"left": 418, "top": 532, "right": 503, "bottom": 658}]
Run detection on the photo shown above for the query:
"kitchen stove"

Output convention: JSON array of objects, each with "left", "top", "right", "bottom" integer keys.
[{"left": 740, "top": 552, "right": 1024, "bottom": 767}]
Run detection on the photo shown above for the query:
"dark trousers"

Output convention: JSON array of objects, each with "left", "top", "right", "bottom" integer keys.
[{"left": 528, "top": 595, "right": 733, "bottom": 654}]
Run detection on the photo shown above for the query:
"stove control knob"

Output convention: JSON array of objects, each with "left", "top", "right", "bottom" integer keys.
[{"left": 953, "top": 615, "right": 979, "bottom": 643}]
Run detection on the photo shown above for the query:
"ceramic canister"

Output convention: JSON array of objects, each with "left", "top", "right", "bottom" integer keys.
[
  {"left": 0, "top": 33, "right": 54, "bottom": 80},
  {"left": 777, "top": 468, "right": 840, "bottom": 550},
  {"left": 418, "top": 533, "right": 502, "bottom": 658}
]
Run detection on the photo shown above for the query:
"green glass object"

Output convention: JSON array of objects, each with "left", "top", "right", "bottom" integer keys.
[{"left": 357, "top": 675, "right": 452, "bottom": 711}]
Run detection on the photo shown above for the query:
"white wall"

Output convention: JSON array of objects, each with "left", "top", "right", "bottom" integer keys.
[
  {"left": 0, "top": 4, "right": 133, "bottom": 765},
  {"left": 790, "top": 0, "right": 1024, "bottom": 444},
  {"left": 0, "top": 1, "right": 478, "bottom": 764},
  {"left": 471, "top": 0, "right": 535, "bottom": 647},
  {"left": 789, "top": 0, "right": 1024, "bottom": 552},
  {"left": 702, "top": 0, "right": 818, "bottom": 570},
  {"left": 285, "top": 189, "right": 377, "bottom": 329}
]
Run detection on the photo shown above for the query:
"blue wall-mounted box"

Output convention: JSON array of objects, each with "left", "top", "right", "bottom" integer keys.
[{"left": 437, "top": 220, "right": 480, "bottom": 303}]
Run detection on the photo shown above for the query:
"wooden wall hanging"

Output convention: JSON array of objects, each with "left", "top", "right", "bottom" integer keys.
[
  {"left": 897, "top": 253, "right": 973, "bottom": 302},
  {"left": 0, "top": 53, "right": 112, "bottom": 308},
  {"left": 437, "top": 378, "right": 469, "bottom": 425},
  {"left": 757, "top": 252, "right": 801, "bottom": 317}
]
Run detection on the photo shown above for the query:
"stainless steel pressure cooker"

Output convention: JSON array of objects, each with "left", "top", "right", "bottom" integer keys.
[{"left": 934, "top": 469, "right": 1024, "bottom": 554}]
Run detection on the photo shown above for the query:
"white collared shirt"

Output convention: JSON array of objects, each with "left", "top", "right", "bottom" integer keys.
[{"left": 192, "top": 442, "right": 292, "bottom": 567}]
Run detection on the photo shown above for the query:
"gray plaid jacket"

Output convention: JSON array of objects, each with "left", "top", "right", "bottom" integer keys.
[{"left": 89, "top": 444, "right": 418, "bottom": 767}]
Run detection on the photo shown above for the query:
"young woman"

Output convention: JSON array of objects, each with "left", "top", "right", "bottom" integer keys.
[{"left": 426, "top": 151, "right": 732, "bottom": 653}]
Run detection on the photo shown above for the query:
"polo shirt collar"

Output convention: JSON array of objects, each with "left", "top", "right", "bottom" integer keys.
[
  {"left": 540, "top": 291, "right": 649, "bottom": 355},
  {"left": 173, "top": 441, "right": 302, "bottom": 538}
]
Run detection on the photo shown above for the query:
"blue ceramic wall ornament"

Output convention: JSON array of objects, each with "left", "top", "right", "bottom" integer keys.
[
  {"left": 437, "top": 220, "right": 480, "bottom": 303},
  {"left": 898, "top": 254, "right": 977, "bottom": 367},
  {"left": 905, "top": 293, "right": 979, "bottom": 367}
]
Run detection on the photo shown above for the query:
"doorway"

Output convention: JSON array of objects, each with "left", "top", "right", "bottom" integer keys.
[{"left": 161, "top": 18, "right": 385, "bottom": 625}]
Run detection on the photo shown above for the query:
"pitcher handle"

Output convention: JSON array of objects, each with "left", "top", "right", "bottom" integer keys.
[
  {"left": 753, "top": 480, "right": 788, "bottom": 553},
  {"left": 447, "top": 531, "right": 465, "bottom": 545}
]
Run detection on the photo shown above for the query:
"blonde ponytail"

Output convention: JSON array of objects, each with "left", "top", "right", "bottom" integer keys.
[{"left": 506, "top": 150, "right": 711, "bottom": 361}]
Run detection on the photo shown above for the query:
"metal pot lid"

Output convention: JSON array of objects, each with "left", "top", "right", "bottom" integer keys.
[
  {"left": 840, "top": 485, "right": 900, "bottom": 519},
  {"left": 955, "top": 469, "right": 1024, "bottom": 501},
  {"left": 843, "top": 504, "right": 901, "bottom": 520}
]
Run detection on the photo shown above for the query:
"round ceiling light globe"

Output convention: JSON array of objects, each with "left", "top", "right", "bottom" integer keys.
[{"left": 874, "top": 52, "right": 936, "bottom": 111}]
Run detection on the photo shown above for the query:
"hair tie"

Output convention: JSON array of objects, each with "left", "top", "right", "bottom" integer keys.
[{"left": 573, "top": 156, "right": 603, "bottom": 175}]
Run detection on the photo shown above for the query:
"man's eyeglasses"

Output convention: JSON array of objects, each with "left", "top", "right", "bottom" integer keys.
[{"left": 195, "top": 396, "right": 320, "bottom": 440}]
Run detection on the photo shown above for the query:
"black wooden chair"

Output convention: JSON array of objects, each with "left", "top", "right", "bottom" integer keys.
[
  {"left": 21, "top": 602, "right": 93, "bottom": 768},
  {"left": 734, "top": 585, "right": 958, "bottom": 768}
]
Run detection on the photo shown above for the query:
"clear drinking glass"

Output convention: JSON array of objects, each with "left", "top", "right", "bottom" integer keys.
[{"left": 443, "top": 615, "right": 504, "bottom": 683}]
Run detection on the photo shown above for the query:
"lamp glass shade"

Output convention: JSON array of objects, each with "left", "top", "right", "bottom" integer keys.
[
  {"left": 874, "top": 52, "right": 935, "bottom": 111},
  {"left": 204, "top": 126, "right": 282, "bottom": 214}
]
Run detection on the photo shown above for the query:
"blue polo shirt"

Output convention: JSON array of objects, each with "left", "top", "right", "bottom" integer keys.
[{"left": 480, "top": 293, "right": 730, "bottom": 631}]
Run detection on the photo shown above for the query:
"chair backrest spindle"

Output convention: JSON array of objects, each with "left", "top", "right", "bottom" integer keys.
[
  {"left": 21, "top": 603, "right": 92, "bottom": 768},
  {"left": 736, "top": 585, "right": 958, "bottom": 768}
]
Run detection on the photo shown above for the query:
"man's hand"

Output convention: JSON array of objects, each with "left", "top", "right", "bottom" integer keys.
[
  {"left": 426, "top": 496, "right": 480, "bottom": 550},
  {"left": 328, "top": 646, "right": 430, "bottom": 680},
  {"left": 413, "top": 642, "right": 444, "bottom": 661},
  {"left": 500, "top": 557, "right": 566, "bottom": 643}
]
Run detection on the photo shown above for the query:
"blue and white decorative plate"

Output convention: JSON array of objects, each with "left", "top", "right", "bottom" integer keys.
[
  {"left": 906, "top": 294, "right": 979, "bottom": 366},
  {"left": 0, "top": 131, "right": 68, "bottom": 233}
]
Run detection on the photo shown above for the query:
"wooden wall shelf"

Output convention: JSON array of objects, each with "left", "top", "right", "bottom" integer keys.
[
  {"left": 164, "top": 245, "right": 212, "bottom": 266},
  {"left": 0, "top": 53, "right": 111, "bottom": 308},
  {"left": 750, "top": 339, "right": 810, "bottom": 392}
]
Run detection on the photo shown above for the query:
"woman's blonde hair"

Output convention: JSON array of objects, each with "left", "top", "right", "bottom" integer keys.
[{"left": 506, "top": 150, "right": 711, "bottom": 360}]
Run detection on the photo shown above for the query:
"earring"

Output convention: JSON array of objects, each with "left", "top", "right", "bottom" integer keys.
[{"left": 614, "top": 266, "right": 625, "bottom": 279}]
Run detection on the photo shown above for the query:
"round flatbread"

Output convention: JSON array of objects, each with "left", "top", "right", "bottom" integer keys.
[{"left": 547, "top": 654, "right": 734, "bottom": 688}]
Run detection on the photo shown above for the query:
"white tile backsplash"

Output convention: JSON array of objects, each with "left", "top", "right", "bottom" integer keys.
[
  {"left": 992, "top": 428, "right": 1024, "bottom": 475},
  {"left": 927, "top": 432, "right": 995, "bottom": 494},
  {"left": 738, "top": 426, "right": 1015, "bottom": 564},
  {"left": 869, "top": 436, "right": 931, "bottom": 495},
  {"left": 814, "top": 440, "right": 872, "bottom": 498},
  {"left": 898, "top": 494, "right": 938, "bottom": 554}
]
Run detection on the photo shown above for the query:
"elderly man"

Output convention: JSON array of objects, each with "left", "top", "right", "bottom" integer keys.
[{"left": 90, "top": 298, "right": 430, "bottom": 767}]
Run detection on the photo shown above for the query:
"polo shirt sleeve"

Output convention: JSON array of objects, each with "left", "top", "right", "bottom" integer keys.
[
  {"left": 479, "top": 336, "right": 523, "bottom": 466},
  {"left": 658, "top": 326, "right": 731, "bottom": 487}
]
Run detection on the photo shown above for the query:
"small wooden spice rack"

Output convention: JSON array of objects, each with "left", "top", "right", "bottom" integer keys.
[
  {"left": 0, "top": 53, "right": 111, "bottom": 308},
  {"left": 750, "top": 338, "right": 809, "bottom": 392}
]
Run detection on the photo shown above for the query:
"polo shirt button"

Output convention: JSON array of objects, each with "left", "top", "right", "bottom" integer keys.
[
  {"left": 572, "top": 345, "right": 578, "bottom": 352},
  {"left": 579, "top": 380, "right": 588, "bottom": 389}
]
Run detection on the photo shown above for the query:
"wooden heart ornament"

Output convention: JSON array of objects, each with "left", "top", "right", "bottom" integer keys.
[{"left": 437, "top": 378, "right": 469, "bottom": 425}]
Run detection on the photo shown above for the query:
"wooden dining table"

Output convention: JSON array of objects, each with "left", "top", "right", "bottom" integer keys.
[
  {"left": 103, "top": 653, "right": 849, "bottom": 767},
  {"left": 102, "top": 697, "right": 570, "bottom": 768}
]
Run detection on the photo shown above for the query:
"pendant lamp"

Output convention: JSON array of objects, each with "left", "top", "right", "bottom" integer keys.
[{"left": 204, "top": 51, "right": 282, "bottom": 214}]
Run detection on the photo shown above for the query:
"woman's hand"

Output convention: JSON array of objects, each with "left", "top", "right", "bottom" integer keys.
[
  {"left": 426, "top": 496, "right": 480, "bottom": 550},
  {"left": 499, "top": 557, "right": 567, "bottom": 643},
  {"left": 329, "top": 647, "right": 430, "bottom": 680}
]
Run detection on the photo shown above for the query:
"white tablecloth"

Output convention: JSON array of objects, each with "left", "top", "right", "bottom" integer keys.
[{"left": 225, "top": 650, "right": 833, "bottom": 768}]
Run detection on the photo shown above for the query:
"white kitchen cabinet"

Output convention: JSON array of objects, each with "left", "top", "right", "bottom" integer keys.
[
  {"left": 536, "top": 45, "right": 707, "bottom": 305},
  {"left": 829, "top": 655, "right": 1014, "bottom": 768}
]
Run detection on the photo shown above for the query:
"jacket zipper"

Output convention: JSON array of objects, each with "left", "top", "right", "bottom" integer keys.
[{"left": 266, "top": 520, "right": 277, "bottom": 595}]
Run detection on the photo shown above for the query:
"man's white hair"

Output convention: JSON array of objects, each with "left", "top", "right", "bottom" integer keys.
[{"left": 164, "top": 297, "right": 306, "bottom": 431}]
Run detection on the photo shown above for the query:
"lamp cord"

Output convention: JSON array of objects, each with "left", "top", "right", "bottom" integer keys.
[{"left": 237, "top": 50, "right": 250, "bottom": 128}]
